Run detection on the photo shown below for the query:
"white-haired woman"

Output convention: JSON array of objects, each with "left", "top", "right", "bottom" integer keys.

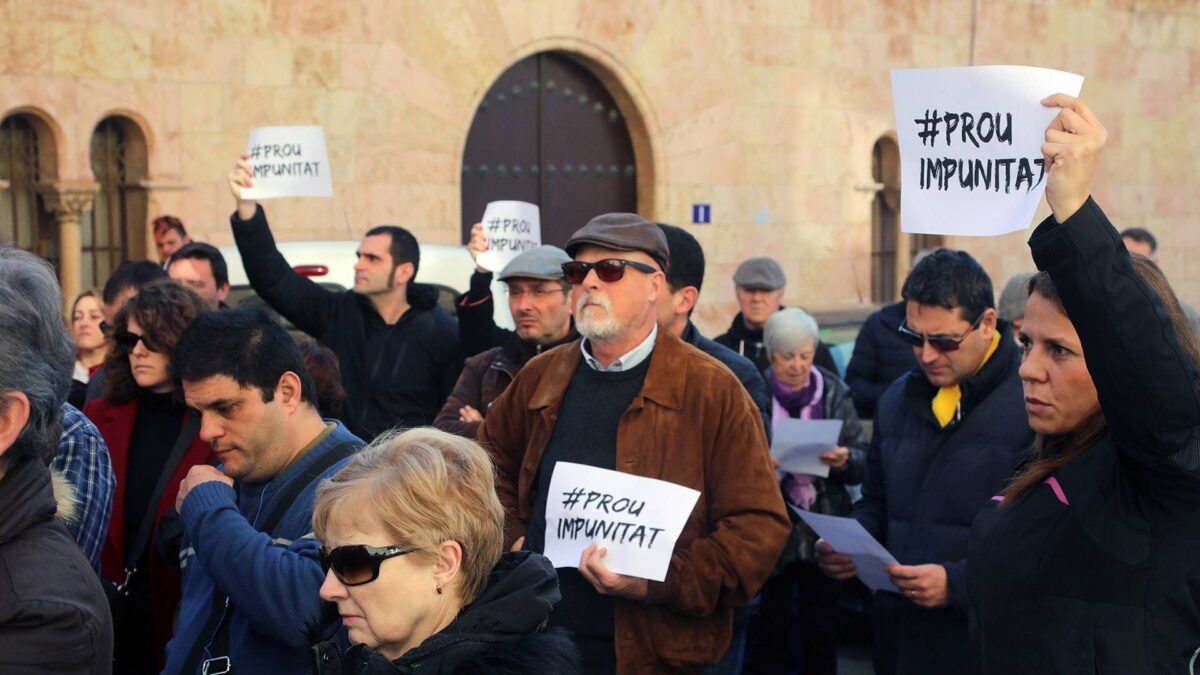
[
  {"left": 744, "top": 308, "right": 868, "bottom": 675},
  {"left": 311, "top": 428, "right": 580, "bottom": 674}
]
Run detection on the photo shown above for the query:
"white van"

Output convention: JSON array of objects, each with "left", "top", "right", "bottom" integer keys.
[{"left": 218, "top": 241, "right": 514, "bottom": 331}]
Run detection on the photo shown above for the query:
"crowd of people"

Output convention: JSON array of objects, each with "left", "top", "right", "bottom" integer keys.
[{"left": 1, "top": 94, "right": 1198, "bottom": 675}]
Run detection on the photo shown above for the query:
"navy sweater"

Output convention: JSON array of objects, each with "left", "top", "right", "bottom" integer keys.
[{"left": 163, "top": 422, "right": 362, "bottom": 674}]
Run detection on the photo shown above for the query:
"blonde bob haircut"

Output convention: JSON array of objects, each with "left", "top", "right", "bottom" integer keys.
[{"left": 312, "top": 427, "right": 505, "bottom": 604}]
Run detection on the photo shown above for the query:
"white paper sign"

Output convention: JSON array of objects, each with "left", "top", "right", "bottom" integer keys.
[
  {"left": 791, "top": 506, "right": 900, "bottom": 593},
  {"left": 544, "top": 462, "right": 700, "bottom": 582},
  {"left": 771, "top": 418, "right": 843, "bottom": 478},
  {"left": 476, "top": 201, "right": 542, "bottom": 272},
  {"left": 891, "top": 66, "right": 1084, "bottom": 236},
  {"left": 242, "top": 126, "right": 333, "bottom": 199}
]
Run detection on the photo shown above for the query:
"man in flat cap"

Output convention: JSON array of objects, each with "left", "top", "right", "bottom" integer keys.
[
  {"left": 435, "top": 245, "right": 578, "bottom": 438},
  {"left": 480, "top": 213, "right": 789, "bottom": 673},
  {"left": 715, "top": 256, "right": 839, "bottom": 375}
]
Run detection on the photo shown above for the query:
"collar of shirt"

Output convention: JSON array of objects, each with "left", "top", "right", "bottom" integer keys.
[{"left": 581, "top": 324, "right": 657, "bottom": 372}]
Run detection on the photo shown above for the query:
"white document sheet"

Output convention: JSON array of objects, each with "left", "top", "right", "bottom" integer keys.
[
  {"left": 476, "top": 200, "right": 542, "bottom": 273},
  {"left": 771, "top": 418, "right": 843, "bottom": 478},
  {"left": 792, "top": 506, "right": 900, "bottom": 593},
  {"left": 242, "top": 125, "right": 333, "bottom": 199}
]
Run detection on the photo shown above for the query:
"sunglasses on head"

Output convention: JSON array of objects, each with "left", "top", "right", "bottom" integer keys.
[
  {"left": 561, "top": 258, "right": 659, "bottom": 285},
  {"left": 319, "top": 544, "right": 419, "bottom": 586},
  {"left": 114, "top": 330, "right": 158, "bottom": 353},
  {"left": 897, "top": 310, "right": 986, "bottom": 353}
]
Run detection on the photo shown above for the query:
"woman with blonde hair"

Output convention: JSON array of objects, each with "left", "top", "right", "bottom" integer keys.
[
  {"left": 311, "top": 427, "right": 579, "bottom": 674},
  {"left": 68, "top": 288, "right": 107, "bottom": 408}
]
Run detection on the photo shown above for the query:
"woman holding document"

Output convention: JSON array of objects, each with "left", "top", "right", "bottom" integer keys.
[
  {"left": 968, "top": 95, "right": 1200, "bottom": 672},
  {"left": 744, "top": 307, "right": 868, "bottom": 675}
]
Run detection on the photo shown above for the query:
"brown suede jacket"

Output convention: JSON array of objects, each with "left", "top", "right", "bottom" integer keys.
[{"left": 478, "top": 329, "right": 790, "bottom": 673}]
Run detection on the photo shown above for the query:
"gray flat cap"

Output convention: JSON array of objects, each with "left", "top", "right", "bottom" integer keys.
[
  {"left": 497, "top": 245, "right": 572, "bottom": 281},
  {"left": 564, "top": 213, "right": 669, "bottom": 268},
  {"left": 734, "top": 257, "right": 786, "bottom": 290}
]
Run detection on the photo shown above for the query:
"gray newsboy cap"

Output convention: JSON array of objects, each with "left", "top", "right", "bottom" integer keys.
[
  {"left": 564, "top": 213, "right": 670, "bottom": 269},
  {"left": 734, "top": 257, "right": 786, "bottom": 290},
  {"left": 497, "top": 245, "right": 572, "bottom": 281}
]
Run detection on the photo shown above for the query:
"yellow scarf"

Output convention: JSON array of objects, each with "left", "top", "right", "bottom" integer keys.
[{"left": 932, "top": 330, "right": 1001, "bottom": 428}]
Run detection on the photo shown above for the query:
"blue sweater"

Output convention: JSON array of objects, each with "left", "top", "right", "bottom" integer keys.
[{"left": 163, "top": 421, "right": 362, "bottom": 674}]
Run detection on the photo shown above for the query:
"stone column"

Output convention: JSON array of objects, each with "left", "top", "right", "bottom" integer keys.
[{"left": 39, "top": 183, "right": 99, "bottom": 315}]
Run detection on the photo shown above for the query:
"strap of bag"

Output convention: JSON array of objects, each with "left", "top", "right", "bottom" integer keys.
[
  {"left": 116, "top": 413, "right": 201, "bottom": 593},
  {"left": 183, "top": 438, "right": 362, "bottom": 673}
]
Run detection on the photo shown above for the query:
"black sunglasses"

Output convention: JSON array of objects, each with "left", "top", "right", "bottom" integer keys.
[
  {"left": 561, "top": 259, "right": 658, "bottom": 285},
  {"left": 897, "top": 310, "right": 986, "bottom": 353},
  {"left": 114, "top": 330, "right": 158, "bottom": 353},
  {"left": 319, "top": 544, "right": 419, "bottom": 586}
]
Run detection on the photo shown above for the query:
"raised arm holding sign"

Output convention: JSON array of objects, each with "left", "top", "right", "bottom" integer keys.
[
  {"left": 241, "top": 126, "right": 333, "bottom": 200},
  {"left": 891, "top": 66, "right": 1084, "bottom": 236}
]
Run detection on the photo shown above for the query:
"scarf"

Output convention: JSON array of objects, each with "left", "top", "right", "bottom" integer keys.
[
  {"left": 768, "top": 368, "right": 824, "bottom": 509},
  {"left": 931, "top": 330, "right": 1002, "bottom": 428}
]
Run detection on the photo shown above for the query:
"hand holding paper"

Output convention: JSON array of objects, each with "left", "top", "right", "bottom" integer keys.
[
  {"left": 796, "top": 507, "right": 899, "bottom": 593},
  {"left": 475, "top": 201, "right": 541, "bottom": 273},
  {"left": 1039, "top": 94, "right": 1107, "bottom": 223},
  {"left": 771, "top": 418, "right": 843, "bottom": 478}
]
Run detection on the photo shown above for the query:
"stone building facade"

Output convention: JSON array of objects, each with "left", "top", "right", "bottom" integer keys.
[{"left": 1, "top": 0, "right": 1196, "bottom": 334}]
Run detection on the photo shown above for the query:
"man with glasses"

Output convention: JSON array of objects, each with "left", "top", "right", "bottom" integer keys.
[
  {"left": 480, "top": 213, "right": 789, "bottom": 673},
  {"left": 816, "top": 249, "right": 1032, "bottom": 675},
  {"left": 435, "top": 245, "right": 578, "bottom": 438},
  {"left": 162, "top": 309, "right": 363, "bottom": 674}
]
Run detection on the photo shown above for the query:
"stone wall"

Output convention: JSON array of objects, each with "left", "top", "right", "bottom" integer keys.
[{"left": 1, "top": 0, "right": 1197, "bottom": 334}]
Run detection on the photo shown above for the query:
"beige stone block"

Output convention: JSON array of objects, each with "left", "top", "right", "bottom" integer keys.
[
  {"left": 52, "top": 25, "right": 152, "bottom": 81},
  {"left": 370, "top": 42, "right": 462, "bottom": 126},
  {"left": 1135, "top": 48, "right": 1189, "bottom": 81},
  {"left": 11, "top": 0, "right": 154, "bottom": 28},
  {"left": 244, "top": 36, "right": 294, "bottom": 87},
  {"left": 324, "top": 134, "right": 355, "bottom": 183},
  {"left": 397, "top": 183, "right": 459, "bottom": 239},
  {"left": 271, "top": 88, "right": 328, "bottom": 125},
  {"left": 164, "top": 0, "right": 205, "bottom": 32},
  {"left": 668, "top": 141, "right": 745, "bottom": 185},
  {"left": 339, "top": 44, "right": 379, "bottom": 90},
  {"left": 0, "top": 22, "right": 53, "bottom": 75},
  {"left": 739, "top": 23, "right": 799, "bottom": 67},
  {"left": 179, "top": 131, "right": 240, "bottom": 184},
  {"left": 271, "top": 0, "right": 357, "bottom": 39},
  {"left": 324, "top": 90, "right": 362, "bottom": 138},
  {"left": 152, "top": 32, "right": 243, "bottom": 83},
  {"left": 179, "top": 83, "right": 225, "bottom": 133},
  {"left": 202, "top": 0, "right": 271, "bottom": 34},
  {"left": 221, "top": 85, "right": 278, "bottom": 131},
  {"left": 660, "top": 101, "right": 737, "bottom": 158},
  {"left": 294, "top": 43, "right": 339, "bottom": 87},
  {"left": 390, "top": 100, "right": 459, "bottom": 154}
]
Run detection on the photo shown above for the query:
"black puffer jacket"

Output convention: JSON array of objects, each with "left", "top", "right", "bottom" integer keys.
[
  {"left": 0, "top": 457, "right": 113, "bottom": 674},
  {"left": 312, "top": 551, "right": 581, "bottom": 675},
  {"left": 844, "top": 301, "right": 917, "bottom": 419}
]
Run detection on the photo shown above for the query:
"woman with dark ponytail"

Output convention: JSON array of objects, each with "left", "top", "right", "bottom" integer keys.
[{"left": 967, "top": 95, "right": 1200, "bottom": 673}]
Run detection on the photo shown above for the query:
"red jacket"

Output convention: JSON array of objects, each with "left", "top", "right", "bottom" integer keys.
[{"left": 83, "top": 397, "right": 213, "bottom": 665}]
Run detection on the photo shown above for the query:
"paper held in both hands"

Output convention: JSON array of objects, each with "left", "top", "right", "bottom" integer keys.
[
  {"left": 792, "top": 505, "right": 901, "bottom": 594},
  {"left": 543, "top": 462, "right": 700, "bottom": 582},
  {"left": 771, "top": 418, "right": 843, "bottom": 478}
]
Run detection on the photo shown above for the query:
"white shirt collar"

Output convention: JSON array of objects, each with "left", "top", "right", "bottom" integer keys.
[{"left": 581, "top": 324, "right": 658, "bottom": 372}]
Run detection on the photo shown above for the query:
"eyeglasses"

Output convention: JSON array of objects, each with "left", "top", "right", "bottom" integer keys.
[
  {"left": 114, "top": 330, "right": 158, "bottom": 353},
  {"left": 319, "top": 544, "right": 419, "bottom": 586},
  {"left": 561, "top": 259, "right": 659, "bottom": 285},
  {"left": 506, "top": 284, "right": 570, "bottom": 299},
  {"left": 897, "top": 310, "right": 986, "bottom": 353}
]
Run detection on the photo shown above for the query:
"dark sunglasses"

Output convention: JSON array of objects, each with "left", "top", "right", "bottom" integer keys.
[
  {"left": 561, "top": 258, "right": 658, "bottom": 285},
  {"left": 319, "top": 544, "right": 419, "bottom": 586},
  {"left": 897, "top": 310, "right": 986, "bottom": 353},
  {"left": 114, "top": 330, "right": 158, "bottom": 353}
]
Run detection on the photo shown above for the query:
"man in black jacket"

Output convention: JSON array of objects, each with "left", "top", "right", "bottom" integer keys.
[
  {"left": 843, "top": 300, "right": 917, "bottom": 419},
  {"left": 714, "top": 256, "right": 838, "bottom": 375},
  {"left": 227, "top": 154, "right": 461, "bottom": 441},
  {"left": 0, "top": 246, "right": 113, "bottom": 674},
  {"left": 817, "top": 249, "right": 1032, "bottom": 675}
]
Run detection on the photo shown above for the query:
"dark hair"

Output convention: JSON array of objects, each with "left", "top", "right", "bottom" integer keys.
[
  {"left": 297, "top": 339, "right": 347, "bottom": 420},
  {"left": 103, "top": 279, "right": 207, "bottom": 404},
  {"left": 169, "top": 242, "right": 230, "bottom": 288},
  {"left": 102, "top": 261, "right": 168, "bottom": 305},
  {"left": 365, "top": 225, "right": 420, "bottom": 276},
  {"left": 1119, "top": 227, "right": 1157, "bottom": 255},
  {"left": 901, "top": 249, "right": 994, "bottom": 320},
  {"left": 172, "top": 308, "right": 317, "bottom": 406},
  {"left": 656, "top": 223, "right": 704, "bottom": 294},
  {"left": 1002, "top": 255, "right": 1200, "bottom": 504},
  {"left": 153, "top": 215, "right": 187, "bottom": 238}
]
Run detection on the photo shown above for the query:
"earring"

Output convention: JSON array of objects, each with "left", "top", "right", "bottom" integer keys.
[{"left": 436, "top": 584, "right": 443, "bottom": 595}]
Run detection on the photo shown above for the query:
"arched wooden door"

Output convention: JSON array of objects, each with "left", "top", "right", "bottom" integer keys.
[{"left": 461, "top": 52, "right": 638, "bottom": 247}]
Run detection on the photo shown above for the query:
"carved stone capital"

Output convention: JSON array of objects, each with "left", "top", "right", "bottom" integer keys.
[{"left": 37, "top": 182, "right": 100, "bottom": 220}]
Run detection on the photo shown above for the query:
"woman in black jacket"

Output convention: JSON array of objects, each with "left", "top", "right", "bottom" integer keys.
[
  {"left": 968, "top": 95, "right": 1200, "bottom": 672},
  {"left": 311, "top": 428, "right": 580, "bottom": 675}
]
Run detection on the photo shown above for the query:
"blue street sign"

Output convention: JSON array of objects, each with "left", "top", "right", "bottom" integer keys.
[{"left": 692, "top": 203, "right": 711, "bottom": 224}]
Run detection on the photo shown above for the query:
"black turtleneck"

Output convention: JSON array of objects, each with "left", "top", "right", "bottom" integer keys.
[{"left": 124, "top": 390, "right": 186, "bottom": 563}]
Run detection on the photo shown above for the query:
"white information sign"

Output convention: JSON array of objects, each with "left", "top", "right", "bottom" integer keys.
[
  {"left": 242, "top": 125, "right": 333, "bottom": 200},
  {"left": 771, "top": 418, "right": 843, "bottom": 478},
  {"left": 792, "top": 506, "right": 900, "bottom": 593},
  {"left": 544, "top": 462, "right": 700, "bottom": 582},
  {"left": 891, "top": 66, "right": 1084, "bottom": 236},
  {"left": 476, "top": 200, "right": 542, "bottom": 273}
]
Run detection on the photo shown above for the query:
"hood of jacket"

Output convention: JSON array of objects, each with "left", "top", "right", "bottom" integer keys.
[
  {"left": 723, "top": 310, "right": 763, "bottom": 344},
  {"left": 354, "top": 281, "right": 441, "bottom": 317},
  {"left": 314, "top": 551, "right": 578, "bottom": 674},
  {"left": 0, "top": 458, "right": 58, "bottom": 544}
]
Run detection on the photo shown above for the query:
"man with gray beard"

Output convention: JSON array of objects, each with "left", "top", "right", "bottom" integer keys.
[{"left": 479, "top": 213, "right": 789, "bottom": 673}]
